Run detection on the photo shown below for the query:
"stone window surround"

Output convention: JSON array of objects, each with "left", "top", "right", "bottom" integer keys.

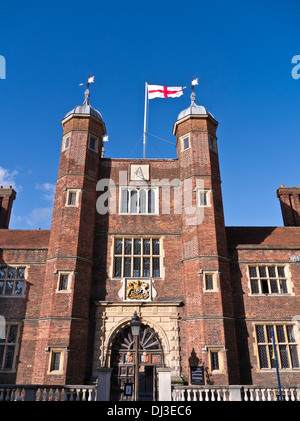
[
  {"left": 46, "top": 347, "right": 67, "bottom": 375},
  {"left": 246, "top": 263, "right": 294, "bottom": 296},
  {"left": 180, "top": 132, "right": 191, "bottom": 151},
  {"left": 0, "top": 265, "right": 28, "bottom": 297},
  {"left": 252, "top": 322, "right": 300, "bottom": 371},
  {"left": 65, "top": 188, "right": 82, "bottom": 207},
  {"left": 54, "top": 270, "right": 75, "bottom": 293},
  {"left": 203, "top": 345, "right": 226, "bottom": 374},
  {"left": 111, "top": 236, "right": 165, "bottom": 280},
  {"left": 62, "top": 133, "right": 71, "bottom": 151}
]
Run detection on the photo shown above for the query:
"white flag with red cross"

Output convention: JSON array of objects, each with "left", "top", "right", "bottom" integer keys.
[{"left": 147, "top": 84, "right": 184, "bottom": 99}]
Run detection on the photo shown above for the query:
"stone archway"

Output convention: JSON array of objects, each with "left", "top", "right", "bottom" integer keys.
[
  {"left": 92, "top": 302, "right": 182, "bottom": 388},
  {"left": 110, "top": 323, "right": 164, "bottom": 401}
]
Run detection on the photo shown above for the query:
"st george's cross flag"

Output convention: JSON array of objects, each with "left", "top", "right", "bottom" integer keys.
[{"left": 148, "top": 85, "right": 183, "bottom": 99}]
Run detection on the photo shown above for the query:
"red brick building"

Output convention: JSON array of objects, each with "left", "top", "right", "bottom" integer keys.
[{"left": 0, "top": 89, "right": 299, "bottom": 400}]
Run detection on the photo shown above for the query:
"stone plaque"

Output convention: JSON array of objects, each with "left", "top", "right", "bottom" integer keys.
[{"left": 130, "top": 164, "right": 149, "bottom": 181}]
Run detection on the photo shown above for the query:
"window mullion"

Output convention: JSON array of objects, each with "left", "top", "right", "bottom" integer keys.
[
  {"left": 258, "top": 277, "right": 262, "bottom": 294},
  {"left": 264, "top": 326, "right": 271, "bottom": 368},
  {"left": 135, "top": 189, "right": 139, "bottom": 214},
  {"left": 284, "top": 325, "right": 292, "bottom": 368},
  {"left": 127, "top": 188, "right": 131, "bottom": 214},
  {"left": 150, "top": 239, "right": 153, "bottom": 277},
  {"left": 121, "top": 253, "right": 124, "bottom": 278},
  {"left": 273, "top": 325, "right": 281, "bottom": 369}
]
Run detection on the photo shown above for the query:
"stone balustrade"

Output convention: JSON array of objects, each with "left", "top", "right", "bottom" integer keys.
[
  {"left": 172, "top": 385, "right": 300, "bottom": 401},
  {"left": 1, "top": 383, "right": 299, "bottom": 401},
  {"left": 0, "top": 385, "right": 97, "bottom": 401}
]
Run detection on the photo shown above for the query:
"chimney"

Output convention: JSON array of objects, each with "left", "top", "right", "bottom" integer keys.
[
  {"left": 276, "top": 185, "right": 300, "bottom": 226},
  {"left": 0, "top": 186, "right": 17, "bottom": 229}
]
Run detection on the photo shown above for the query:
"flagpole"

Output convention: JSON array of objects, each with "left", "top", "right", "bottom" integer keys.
[{"left": 143, "top": 82, "right": 148, "bottom": 159}]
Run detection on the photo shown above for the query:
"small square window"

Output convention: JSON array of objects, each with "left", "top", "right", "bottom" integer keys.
[
  {"left": 211, "top": 352, "right": 219, "bottom": 370},
  {"left": 66, "top": 189, "right": 80, "bottom": 207},
  {"left": 199, "top": 191, "right": 207, "bottom": 206},
  {"left": 89, "top": 136, "right": 97, "bottom": 151},
  {"left": 209, "top": 137, "right": 217, "bottom": 152},
  {"left": 68, "top": 192, "right": 77, "bottom": 206},
  {"left": 180, "top": 133, "right": 191, "bottom": 151},
  {"left": 206, "top": 347, "right": 224, "bottom": 373},
  {"left": 48, "top": 349, "right": 65, "bottom": 374},
  {"left": 62, "top": 135, "right": 71, "bottom": 151},
  {"left": 51, "top": 352, "right": 61, "bottom": 371},
  {"left": 183, "top": 136, "right": 190, "bottom": 150},
  {"left": 203, "top": 272, "right": 218, "bottom": 292},
  {"left": 198, "top": 189, "right": 211, "bottom": 207},
  {"left": 205, "top": 274, "right": 214, "bottom": 290},
  {"left": 57, "top": 273, "right": 70, "bottom": 291}
]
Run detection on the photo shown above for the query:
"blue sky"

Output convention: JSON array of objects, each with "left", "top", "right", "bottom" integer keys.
[{"left": 0, "top": 0, "right": 299, "bottom": 229}]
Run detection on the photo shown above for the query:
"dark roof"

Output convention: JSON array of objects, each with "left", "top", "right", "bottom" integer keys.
[
  {"left": 0, "top": 230, "right": 50, "bottom": 248},
  {"left": 226, "top": 226, "right": 300, "bottom": 247}
]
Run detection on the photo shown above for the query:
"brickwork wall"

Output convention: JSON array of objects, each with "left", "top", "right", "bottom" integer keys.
[
  {"left": 0, "top": 237, "right": 48, "bottom": 383},
  {"left": 228, "top": 240, "right": 300, "bottom": 385}
]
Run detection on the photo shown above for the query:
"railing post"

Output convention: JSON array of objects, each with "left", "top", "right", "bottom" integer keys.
[
  {"left": 24, "top": 386, "right": 37, "bottom": 401},
  {"left": 229, "top": 385, "right": 242, "bottom": 401},
  {"left": 296, "top": 385, "right": 300, "bottom": 401},
  {"left": 157, "top": 368, "right": 172, "bottom": 401},
  {"left": 96, "top": 368, "right": 113, "bottom": 401}
]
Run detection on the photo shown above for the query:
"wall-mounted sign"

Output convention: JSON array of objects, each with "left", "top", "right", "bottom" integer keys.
[
  {"left": 190, "top": 366, "right": 204, "bottom": 385},
  {"left": 124, "top": 383, "right": 133, "bottom": 396}
]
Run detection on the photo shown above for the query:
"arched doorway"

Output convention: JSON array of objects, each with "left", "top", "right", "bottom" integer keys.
[{"left": 110, "top": 323, "right": 164, "bottom": 401}]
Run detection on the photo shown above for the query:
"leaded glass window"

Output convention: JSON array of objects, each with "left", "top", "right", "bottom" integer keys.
[
  {"left": 249, "top": 265, "right": 289, "bottom": 295},
  {"left": 0, "top": 324, "right": 19, "bottom": 370},
  {"left": 113, "top": 237, "right": 161, "bottom": 278},
  {"left": 0, "top": 266, "right": 26, "bottom": 296},
  {"left": 256, "top": 324, "right": 300, "bottom": 370}
]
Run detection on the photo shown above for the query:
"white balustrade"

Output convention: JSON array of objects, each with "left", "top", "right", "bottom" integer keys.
[
  {"left": 0, "top": 383, "right": 299, "bottom": 402},
  {"left": 172, "top": 385, "right": 300, "bottom": 402}
]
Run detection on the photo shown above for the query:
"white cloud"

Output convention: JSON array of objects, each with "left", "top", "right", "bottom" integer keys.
[
  {"left": 23, "top": 207, "right": 53, "bottom": 228},
  {"left": 35, "top": 182, "right": 56, "bottom": 202},
  {"left": 0, "top": 166, "right": 18, "bottom": 189}
]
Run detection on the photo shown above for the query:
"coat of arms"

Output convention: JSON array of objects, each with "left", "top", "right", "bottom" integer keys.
[{"left": 126, "top": 280, "right": 150, "bottom": 300}]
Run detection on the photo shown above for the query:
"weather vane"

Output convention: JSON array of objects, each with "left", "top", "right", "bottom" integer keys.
[
  {"left": 79, "top": 75, "right": 95, "bottom": 88},
  {"left": 79, "top": 76, "right": 95, "bottom": 105},
  {"left": 191, "top": 78, "right": 198, "bottom": 90}
]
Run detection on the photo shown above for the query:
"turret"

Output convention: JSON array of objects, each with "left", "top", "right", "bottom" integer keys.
[
  {"left": 173, "top": 90, "right": 239, "bottom": 384},
  {"left": 32, "top": 88, "right": 106, "bottom": 384}
]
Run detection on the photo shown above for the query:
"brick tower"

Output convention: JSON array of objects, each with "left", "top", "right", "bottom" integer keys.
[
  {"left": 31, "top": 88, "right": 106, "bottom": 384},
  {"left": 173, "top": 91, "right": 239, "bottom": 384}
]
